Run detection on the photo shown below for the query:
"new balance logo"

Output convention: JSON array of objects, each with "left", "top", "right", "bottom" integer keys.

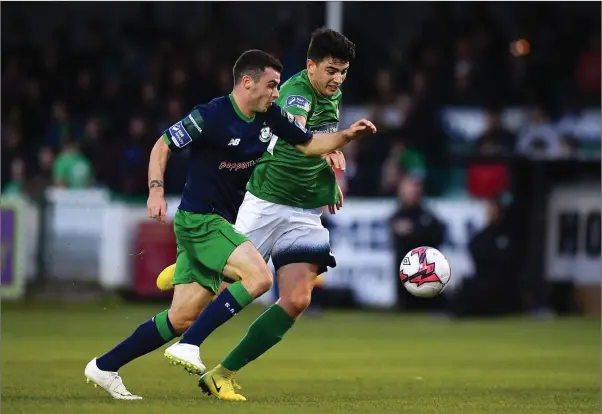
[{"left": 228, "top": 138, "right": 241, "bottom": 146}]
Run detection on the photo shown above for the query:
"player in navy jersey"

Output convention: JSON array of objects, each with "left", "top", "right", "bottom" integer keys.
[{"left": 84, "top": 49, "right": 376, "bottom": 400}]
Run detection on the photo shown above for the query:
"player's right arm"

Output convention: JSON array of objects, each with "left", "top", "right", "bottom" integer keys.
[
  {"left": 147, "top": 107, "right": 208, "bottom": 223},
  {"left": 295, "top": 119, "right": 377, "bottom": 156},
  {"left": 288, "top": 114, "right": 377, "bottom": 157},
  {"left": 147, "top": 136, "right": 171, "bottom": 223},
  {"left": 268, "top": 104, "right": 377, "bottom": 156},
  {"left": 279, "top": 84, "right": 348, "bottom": 167}
]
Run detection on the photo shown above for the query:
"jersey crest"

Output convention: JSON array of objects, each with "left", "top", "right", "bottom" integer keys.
[{"left": 259, "top": 126, "right": 273, "bottom": 143}]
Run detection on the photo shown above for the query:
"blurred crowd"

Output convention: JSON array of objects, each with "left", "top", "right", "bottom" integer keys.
[{"left": 2, "top": 2, "right": 600, "bottom": 201}]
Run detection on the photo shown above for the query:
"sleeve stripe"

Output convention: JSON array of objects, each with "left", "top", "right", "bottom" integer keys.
[
  {"left": 188, "top": 113, "right": 203, "bottom": 134},
  {"left": 189, "top": 109, "right": 205, "bottom": 133},
  {"left": 162, "top": 133, "right": 172, "bottom": 147}
]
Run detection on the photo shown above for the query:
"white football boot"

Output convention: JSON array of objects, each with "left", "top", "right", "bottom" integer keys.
[
  {"left": 164, "top": 342, "right": 207, "bottom": 375},
  {"left": 85, "top": 358, "right": 142, "bottom": 400}
]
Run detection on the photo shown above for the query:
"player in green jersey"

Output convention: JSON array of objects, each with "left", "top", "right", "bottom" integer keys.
[
  {"left": 196, "top": 28, "right": 356, "bottom": 401},
  {"left": 155, "top": 28, "right": 356, "bottom": 401}
]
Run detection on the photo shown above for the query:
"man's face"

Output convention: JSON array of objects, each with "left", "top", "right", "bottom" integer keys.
[
  {"left": 486, "top": 111, "right": 502, "bottom": 130},
  {"left": 398, "top": 177, "right": 423, "bottom": 206},
  {"left": 485, "top": 198, "right": 502, "bottom": 224},
  {"left": 308, "top": 57, "right": 349, "bottom": 97},
  {"left": 245, "top": 67, "right": 281, "bottom": 113}
]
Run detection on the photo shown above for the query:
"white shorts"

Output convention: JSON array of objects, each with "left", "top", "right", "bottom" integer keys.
[{"left": 234, "top": 192, "right": 336, "bottom": 274}]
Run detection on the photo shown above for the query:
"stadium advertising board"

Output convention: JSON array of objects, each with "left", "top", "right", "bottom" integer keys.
[
  {"left": 546, "top": 183, "right": 601, "bottom": 285},
  {"left": 1, "top": 200, "right": 26, "bottom": 299}
]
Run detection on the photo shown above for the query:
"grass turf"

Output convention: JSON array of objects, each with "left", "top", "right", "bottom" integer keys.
[{"left": 2, "top": 301, "right": 599, "bottom": 413}]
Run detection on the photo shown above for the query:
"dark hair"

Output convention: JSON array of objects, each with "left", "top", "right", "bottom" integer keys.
[
  {"left": 233, "top": 50, "right": 283, "bottom": 84},
  {"left": 307, "top": 27, "right": 356, "bottom": 64}
]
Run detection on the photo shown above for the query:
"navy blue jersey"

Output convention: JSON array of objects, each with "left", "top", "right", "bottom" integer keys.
[{"left": 162, "top": 94, "right": 313, "bottom": 223}]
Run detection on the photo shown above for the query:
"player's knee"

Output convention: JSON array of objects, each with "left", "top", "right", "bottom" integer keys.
[
  {"left": 283, "top": 291, "right": 312, "bottom": 317},
  {"left": 167, "top": 308, "right": 196, "bottom": 334},
  {"left": 257, "top": 267, "right": 274, "bottom": 292},
  {"left": 240, "top": 263, "right": 272, "bottom": 297},
  {"left": 250, "top": 265, "right": 273, "bottom": 294}
]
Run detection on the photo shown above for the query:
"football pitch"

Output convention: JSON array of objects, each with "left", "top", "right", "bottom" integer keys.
[{"left": 2, "top": 301, "right": 599, "bottom": 414}]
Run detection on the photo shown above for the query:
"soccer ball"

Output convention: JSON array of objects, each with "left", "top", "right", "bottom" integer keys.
[{"left": 400, "top": 246, "right": 451, "bottom": 298}]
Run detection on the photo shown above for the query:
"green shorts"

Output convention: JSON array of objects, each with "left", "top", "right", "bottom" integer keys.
[{"left": 172, "top": 210, "right": 248, "bottom": 294}]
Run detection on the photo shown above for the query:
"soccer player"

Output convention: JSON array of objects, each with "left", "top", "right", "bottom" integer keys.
[
  {"left": 84, "top": 49, "right": 376, "bottom": 400},
  {"left": 158, "top": 28, "right": 360, "bottom": 401},
  {"left": 199, "top": 27, "right": 357, "bottom": 402}
]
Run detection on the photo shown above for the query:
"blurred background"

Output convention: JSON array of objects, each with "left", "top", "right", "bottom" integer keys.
[{"left": 1, "top": 2, "right": 600, "bottom": 318}]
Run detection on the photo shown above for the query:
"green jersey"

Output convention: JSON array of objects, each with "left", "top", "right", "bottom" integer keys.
[
  {"left": 52, "top": 152, "right": 92, "bottom": 189},
  {"left": 246, "top": 70, "right": 341, "bottom": 209}
]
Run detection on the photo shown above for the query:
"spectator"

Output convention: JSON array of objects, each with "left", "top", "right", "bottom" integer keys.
[
  {"left": 516, "top": 105, "right": 562, "bottom": 158},
  {"left": 21, "top": 78, "right": 45, "bottom": 140},
  {"left": 28, "top": 147, "right": 55, "bottom": 199},
  {"left": 45, "top": 100, "right": 78, "bottom": 149},
  {"left": 381, "top": 140, "right": 427, "bottom": 195},
  {"left": 575, "top": 33, "right": 601, "bottom": 103},
  {"left": 118, "top": 115, "right": 153, "bottom": 196},
  {"left": 558, "top": 134, "right": 581, "bottom": 159},
  {"left": 80, "top": 116, "right": 116, "bottom": 188},
  {"left": 1, "top": 124, "right": 26, "bottom": 189},
  {"left": 72, "top": 68, "right": 98, "bottom": 117},
  {"left": 52, "top": 140, "right": 93, "bottom": 189},
  {"left": 1, "top": 58, "right": 27, "bottom": 103},
  {"left": 3, "top": 158, "right": 26, "bottom": 197},
  {"left": 399, "top": 69, "right": 446, "bottom": 195},
  {"left": 449, "top": 37, "right": 484, "bottom": 106},
  {"left": 474, "top": 109, "right": 516, "bottom": 155},
  {"left": 467, "top": 108, "right": 514, "bottom": 198},
  {"left": 139, "top": 83, "right": 161, "bottom": 121},
  {"left": 450, "top": 195, "right": 522, "bottom": 317}
]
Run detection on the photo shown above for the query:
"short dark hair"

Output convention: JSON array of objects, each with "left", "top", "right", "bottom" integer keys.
[
  {"left": 233, "top": 50, "right": 283, "bottom": 84},
  {"left": 307, "top": 27, "right": 356, "bottom": 64}
]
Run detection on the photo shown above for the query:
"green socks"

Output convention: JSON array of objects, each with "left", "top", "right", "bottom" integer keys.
[
  {"left": 221, "top": 304, "right": 295, "bottom": 371},
  {"left": 154, "top": 309, "right": 178, "bottom": 341},
  {"left": 226, "top": 281, "right": 254, "bottom": 307}
]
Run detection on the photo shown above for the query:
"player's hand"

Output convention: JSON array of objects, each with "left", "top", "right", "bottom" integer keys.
[
  {"left": 328, "top": 185, "right": 344, "bottom": 215},
  {"left": 344, "top": 119, "right": 377, "bottom": 141},
  {"left": 147, "top": 191, "right": 168, "bottom": 223},
  {"left": 322, "top": 151, "right": 346, "bottom": 171}
]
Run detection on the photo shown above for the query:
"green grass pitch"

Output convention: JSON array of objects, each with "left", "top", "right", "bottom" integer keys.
[{"left": 2, "top": 301, "right": 599, "bottom": 414}]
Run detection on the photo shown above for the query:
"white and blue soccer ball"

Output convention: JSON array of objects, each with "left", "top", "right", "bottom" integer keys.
[{"left": 400, "top": 246, "right": 451, "bottom": 298}]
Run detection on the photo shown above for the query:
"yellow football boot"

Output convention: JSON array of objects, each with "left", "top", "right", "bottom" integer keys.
[
  {"left": 199, "top": 366, "right": 246, "bottom": 401},
  {"left": 156, "top": 263, "right": 176, "bottom": 291}
]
